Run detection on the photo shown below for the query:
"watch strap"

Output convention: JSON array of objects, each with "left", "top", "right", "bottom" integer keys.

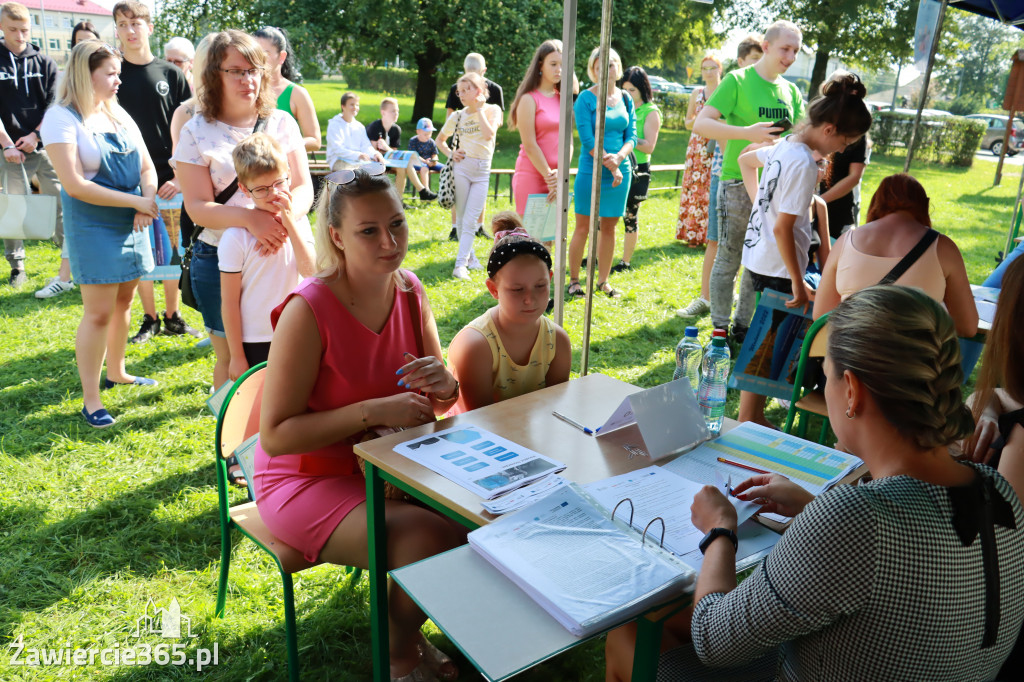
[{"left": 699, "top": 527, "right": 738, "bottom": 555}]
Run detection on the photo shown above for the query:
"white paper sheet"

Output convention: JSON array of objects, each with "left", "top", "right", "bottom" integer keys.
[
  {"left": 481, "top": 475, "right": 569, "bottom": 515},
  {"left": 393, "top": 425, "right": 566, "bottom": 499},
  {"left": 522, "top": 193, "right": 560, "bottom": 241}
]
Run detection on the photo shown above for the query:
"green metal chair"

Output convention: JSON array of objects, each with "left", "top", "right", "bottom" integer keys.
[
  {"left": 782, "top": 313, "right": 833, "bottom": 444},
  {"left": 213, "top": 362, "right": 360, "bottom": 682}
]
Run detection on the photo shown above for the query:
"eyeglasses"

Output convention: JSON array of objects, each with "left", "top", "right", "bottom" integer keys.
[
  {"left": 220, "top": 67, "right": 263, "bottom": 81},
  {"left": 701, "top": 66, "right": 719, "bottom": 72},
  {"left": 325, "top": 162, "right": 388, "bottom": 188},
  {"left": 245, "top": 176, "right": 290, "bottom": 199},
  {"left": 168, "top": 58, "right": 191, "bottom": 67}
]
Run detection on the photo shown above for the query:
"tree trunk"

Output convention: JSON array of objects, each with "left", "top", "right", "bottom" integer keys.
[
  {"left": 412, "top": 45, "right": 445, "bottom": 124},
  {"left": 808, "top": 48, "right": 831, "bottom": 101}
]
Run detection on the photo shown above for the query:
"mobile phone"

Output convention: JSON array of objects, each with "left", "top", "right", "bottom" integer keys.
[{"left": 771, "top": 117, "right": 792, "bottom": 134}]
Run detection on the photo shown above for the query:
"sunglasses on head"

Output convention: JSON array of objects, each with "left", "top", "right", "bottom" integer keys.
[{"left": 325, "top": 162, "right": 388, "bottom": 188}]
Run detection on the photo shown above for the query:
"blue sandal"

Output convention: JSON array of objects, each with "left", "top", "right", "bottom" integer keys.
[
  {"left": 82, "top": 406, "right": 116, "bottom": 428},
  {"left": 103, "top": 376, "right": 158, "bottom": 390}
]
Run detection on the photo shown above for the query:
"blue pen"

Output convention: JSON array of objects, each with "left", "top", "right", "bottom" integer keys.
[{"left": 552, "top": 411, "right": 593, "bottom": 435}]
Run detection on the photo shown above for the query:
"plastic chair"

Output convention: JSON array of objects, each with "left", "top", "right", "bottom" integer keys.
[
  {"left": 213, "top": 363, "right": 360, "bottom": 682},
  {"left": 782, "top": 314, "right": 832, "bottom": 444}
]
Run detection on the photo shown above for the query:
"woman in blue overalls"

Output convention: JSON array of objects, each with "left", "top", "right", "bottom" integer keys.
[{"left": 42, "top": 41, "right": 160, "bottom": 428}]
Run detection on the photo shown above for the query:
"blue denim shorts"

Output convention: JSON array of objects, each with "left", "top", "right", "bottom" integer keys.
[{"left": 190, "top": 240, "right": 225, "bottom": 336}]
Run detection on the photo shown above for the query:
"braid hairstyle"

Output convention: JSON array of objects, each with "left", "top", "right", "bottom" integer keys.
[{"left": 828, "top": 285, "right": 974, "bottom": 449}]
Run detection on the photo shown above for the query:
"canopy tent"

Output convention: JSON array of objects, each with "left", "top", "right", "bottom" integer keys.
[{"left": 951, "top": 0, "right": 1024, "bottom": 23}]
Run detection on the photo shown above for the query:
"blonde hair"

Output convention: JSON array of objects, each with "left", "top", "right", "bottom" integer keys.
[
  {"left": 828, "top": 286, "right": 973, "bottom": 449},
  {"left": 457, "top": 72, "right": 488, "bottom": 99},
  {"left": 312, "top": 169, "right": 406, "bottom": 291},
  {"left": 232, "top": 132, "right": 288, "bottom": 185},
  {"left": 58, "top": 41, "right": 124, "bottom": 121},
  {"left": 764, "top": 20, "right": 802, "bottom": 45},
  {"left": 463, "top": 52, "right": 486, "bottom": 73},
  {"left": 1, "top": 2, "right": 28, "bottom": 21},
  {"left": 380, "top": 97, "right": 398, "bottom": 112},
  {"left": 587, "top": 47, "right": 622, "bottom": 83}
]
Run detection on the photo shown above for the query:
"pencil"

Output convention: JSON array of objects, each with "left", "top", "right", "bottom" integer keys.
[
  {"left": 552, "top": 411, "right": 594, "bottom": 435},
  {"left": 717, "top": 457, "right": 771, "bottom": 475}
]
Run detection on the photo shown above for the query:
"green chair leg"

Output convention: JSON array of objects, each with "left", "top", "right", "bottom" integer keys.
[
  {"left": 280, "top": 570, "right": 300, "bottom": 682},
  {"left": 216, "top": 526, "right": 232, "bottom": 618}
]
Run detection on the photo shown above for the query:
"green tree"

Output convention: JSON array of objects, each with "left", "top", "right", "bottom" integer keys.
[
  {"left": 934, "top": 8, "right": 1024, "bottom": 111},
  {"left": 730, "top": 0, "right": 916, "bottom": 97},
  {"left": 152, "top": 0, "right": 259, "bottom": 49}
]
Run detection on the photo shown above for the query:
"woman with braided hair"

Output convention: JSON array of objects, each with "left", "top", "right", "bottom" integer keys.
[
  {"left": 813, "top": 173, "right": 978, "bottom": 337},
  {"left": 606, "top": 285, "right": 1024, "bottom": 681}
]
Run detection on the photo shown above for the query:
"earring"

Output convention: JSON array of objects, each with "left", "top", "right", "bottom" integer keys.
[{"left": 845, "top": 408, "right": 855, "bottom": 419}]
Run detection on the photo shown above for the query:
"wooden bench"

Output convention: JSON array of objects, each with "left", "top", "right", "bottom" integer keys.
[{"left": 306, "top": 151, "right": 687, "bottom": 203}]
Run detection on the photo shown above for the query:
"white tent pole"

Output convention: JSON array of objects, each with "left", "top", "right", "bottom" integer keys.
[
  {"left": 579, "top": 0, "right": 614, "bottom": 376},
  {"left": 554, "top": 0, "right": 578, "bottom": 327},
  {"left": 904, "top": 0, "right": 949, "bottom": 173}
]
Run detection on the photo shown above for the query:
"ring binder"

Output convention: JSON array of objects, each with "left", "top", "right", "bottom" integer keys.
[
  {"left": 612, "top": 498, "right": 635, "bottom": 527},
  {"left": 642, "top": 517, "right": 666, "bottom": 549}
]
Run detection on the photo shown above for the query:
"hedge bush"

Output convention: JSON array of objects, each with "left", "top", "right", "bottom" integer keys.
[
  {"left": 652, "top": 91, "right": 690, "bottom": 130},
  {"left": 870, "top": 111, "right": 986, "bottom": 167},
  {"left": 341, "top": 65, "right": 418, "bottom": 96}
]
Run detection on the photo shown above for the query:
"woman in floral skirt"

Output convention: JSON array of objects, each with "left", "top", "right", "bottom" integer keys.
[{"left": 675, "top": 55, "right": 721, "bottom": 246}]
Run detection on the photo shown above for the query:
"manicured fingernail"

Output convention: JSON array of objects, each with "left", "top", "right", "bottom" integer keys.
[
  {"left": 396, "top": 368, "right": 403, "bottom": 375},
  {"left": 397, "top": 380, "right": 404, "bottom": 387}
]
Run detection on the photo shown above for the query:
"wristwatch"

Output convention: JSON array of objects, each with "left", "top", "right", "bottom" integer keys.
[{"left": 698, "top": 527, "right": 738, "bottom": 555}]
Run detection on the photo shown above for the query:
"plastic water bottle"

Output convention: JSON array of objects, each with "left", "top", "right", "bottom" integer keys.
[
  {"left": 673, "top": 327, "right": 703, "bottom": 394},
  {"left": 698, "top": 337, "right": 731, "bottom": 435}
]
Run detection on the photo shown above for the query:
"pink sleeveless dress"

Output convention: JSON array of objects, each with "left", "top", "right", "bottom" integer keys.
[
  {"left": 253, "top": 272, "right": 424, "bottom": 562},
  {"left": 513, "top": 89, "right": 562, "bottom": 215}
]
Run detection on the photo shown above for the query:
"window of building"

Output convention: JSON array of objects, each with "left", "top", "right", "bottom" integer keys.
[
  {"left": 44, "top": 15, "right": 54, "bottom": 28},
  {"left": 31, "top": 14, "right": 40, "bottom": 26},
  {"left": 48, "top": 38, "right": 60, "bottom": 50},
  {"left": 62, "top": 16, "right": 72, "bottom": 29},
  {"left": 66, "top": 39, "right": 73, "bottom": 50}
]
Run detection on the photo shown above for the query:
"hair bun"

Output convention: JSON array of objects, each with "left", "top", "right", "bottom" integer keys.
[{"left": 821, "top": 73, "right": 866, "bottom": 100}]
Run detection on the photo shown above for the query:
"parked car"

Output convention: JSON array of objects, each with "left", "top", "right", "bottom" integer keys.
[
  {"left": 965, "top": 114, "right": 1023, "bottom": 156},
  {"left": 865, "top": 100, "right": 891, "bottom": 113}
]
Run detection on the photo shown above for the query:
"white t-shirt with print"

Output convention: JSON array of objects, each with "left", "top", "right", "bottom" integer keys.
[
  {"left": 439, "top": 104, "right": 500, "bottom": 160},
  {"left": 41, "top": 105, "right": 148, "bottom": 181},
  {"left": 741, "top": 137, "right": 819, "bottom": 279},
  {"left": 170, "top": 109, "right": 303, "bottom": 246},
  {"left": 217, "top": 214, "right": 314, "bottom": 342}
]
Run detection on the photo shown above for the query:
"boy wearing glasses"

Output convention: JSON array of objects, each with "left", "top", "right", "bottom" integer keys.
[
  {"left": 113, "top": 1, "right": 199, "bottom": 342},
  {"left": 220, "top": 132, "right": 315, "bottom": 380}
]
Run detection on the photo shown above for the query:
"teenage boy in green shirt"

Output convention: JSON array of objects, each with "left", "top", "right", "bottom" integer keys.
[{"left": 694, "top": 20, "right": 806, "bottom": 341}]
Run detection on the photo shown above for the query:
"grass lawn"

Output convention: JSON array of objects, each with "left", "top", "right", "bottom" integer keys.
[{"left": 0, "top": 80, "right": 1018, "bottom": 680}]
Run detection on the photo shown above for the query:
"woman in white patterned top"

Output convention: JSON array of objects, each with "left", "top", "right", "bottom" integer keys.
[{"left": 606, "top": 285, "right": 1024, "bottom": 681}]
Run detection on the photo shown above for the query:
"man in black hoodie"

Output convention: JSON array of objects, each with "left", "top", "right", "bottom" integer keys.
[{"left": 0, "top": 2, "right": 67, "bottom": 293}]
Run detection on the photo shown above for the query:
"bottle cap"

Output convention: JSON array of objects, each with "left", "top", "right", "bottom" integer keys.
[
  {"left": 711, "top": 337, "right": 726, "bottom": 347},
  {"left": 711, "top": 329, "right": 727, "bottom": 338},
  {"left": 685, "top": 326, "right": 698, "bottom": 337}
]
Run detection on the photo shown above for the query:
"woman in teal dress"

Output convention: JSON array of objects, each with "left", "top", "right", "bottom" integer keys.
[{"left": 568, "top": 47, "right": 637, "bottom": 299}]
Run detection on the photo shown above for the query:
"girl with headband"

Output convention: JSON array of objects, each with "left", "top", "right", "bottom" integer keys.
[{"left": 446, "top": 211, "right": 571, "bottom": 414}]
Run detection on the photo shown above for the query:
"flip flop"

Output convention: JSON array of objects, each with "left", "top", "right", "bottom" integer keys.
[
  {"left": 597, "top": 281, "right": 622, "bottom": 299},
  {"left": 224, "top": 455, "right": 248, "bottom": 487},
  {"left": 567, "top": 281, "right": 585, "bottom": 298}
]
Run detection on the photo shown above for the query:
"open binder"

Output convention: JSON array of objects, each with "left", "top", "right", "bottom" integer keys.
[{"left": 468, "top": 483, "right": 696, "bottom": 637}]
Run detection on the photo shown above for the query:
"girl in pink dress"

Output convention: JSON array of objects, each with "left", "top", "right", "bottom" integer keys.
[
  {"left": 254, "top": 165, "right": 463, "bottom": 682},
  {"left": 675, "top": 55, "right": 722, "bottom": 247},
  {"left": 509, "top": 40, "right": 571, "bottom": 216}
]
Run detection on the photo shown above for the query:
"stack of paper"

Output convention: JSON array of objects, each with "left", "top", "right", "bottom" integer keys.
[{"left": 468, "top": 484, "right": 696, "bottom": 637}]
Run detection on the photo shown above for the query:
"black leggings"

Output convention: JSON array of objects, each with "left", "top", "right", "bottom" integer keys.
[
  {"left": 243, "top": 342, "right": 271, "bottom": 368},
  {"left": 623, "top": 162, "right": 651, "bottom": 234}
]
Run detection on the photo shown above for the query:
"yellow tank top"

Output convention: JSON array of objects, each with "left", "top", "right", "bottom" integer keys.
[{"left": 467, "top": 308, "right": 558, "bottom": 402}]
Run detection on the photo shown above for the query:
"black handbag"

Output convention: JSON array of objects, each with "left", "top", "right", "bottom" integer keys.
[{"left": 179, "top": 117, "right": 267, "bottom": 310}]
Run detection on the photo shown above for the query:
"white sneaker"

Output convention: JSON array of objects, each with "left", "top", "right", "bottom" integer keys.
[
  {"left": 676, "top": 296, "right": 710, "bottom": 317},
  {"left": 452, "top": 266, "right": 471, "bottom": 280},
  {"left": 466, "top": 257, "right": 484, "bottom": 271},
  {"left": 35, "top": 277, "right": 75, "bottom": 299}
]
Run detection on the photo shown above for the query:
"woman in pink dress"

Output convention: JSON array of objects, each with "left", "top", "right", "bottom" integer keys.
[
  {"left": 675, "top": 55, "right": 722, "bottom": 246},
  {"left": 254, "top": 166, "right": 464, "bottom": 682},
  {"left": 509, "top": 40, "right": 571, "bottom": 216}
]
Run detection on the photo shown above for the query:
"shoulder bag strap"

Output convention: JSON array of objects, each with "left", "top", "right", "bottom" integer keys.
[
  {"left": 195, "top": 117, "right": 268, "bottom": 241},
  {"left": 878, "top": 229, "right": 939, "bottom": 286}
]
